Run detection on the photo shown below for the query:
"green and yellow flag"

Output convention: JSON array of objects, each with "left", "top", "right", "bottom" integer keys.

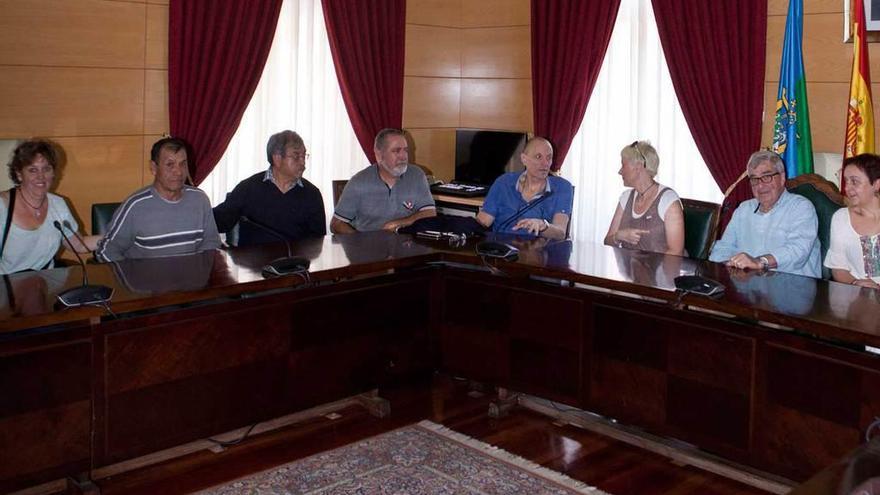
[{"left": 771, "top": 0, "right": 813, "bottom": 177}]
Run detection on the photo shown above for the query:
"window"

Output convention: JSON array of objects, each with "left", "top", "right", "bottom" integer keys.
[
  {"left": 561, "top": 0, "right": 723, "bottom": 245},
  {"left": 200, "top": 0, "right": 366, "bottom": 224}
]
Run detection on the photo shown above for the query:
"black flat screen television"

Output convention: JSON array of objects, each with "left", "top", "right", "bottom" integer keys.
[{"left": 454, "top": 129, "right": 527, "bottom": 187}]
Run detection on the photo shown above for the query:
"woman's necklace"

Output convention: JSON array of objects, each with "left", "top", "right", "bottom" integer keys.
[
  {"left": 17, "top": 188, "right": 47, "bottom": 218},
  {"left": 635, "top": 181, "right": 658, "bottom": 200}
]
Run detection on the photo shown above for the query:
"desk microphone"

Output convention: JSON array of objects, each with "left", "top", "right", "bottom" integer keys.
[
  {"left": 62, "top": 220, "right": 90, "bottom": 254},
  {"left": 53, "top": 220, "right": 113, "bottom": 307},
  {"left": 673, "top": 261, "right": 724, "bottom": 299},
  {"left": 239, "top": 216, "right": 310, "bottom": 276}
]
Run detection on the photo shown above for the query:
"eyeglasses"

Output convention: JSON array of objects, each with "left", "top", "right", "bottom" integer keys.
[
  {"left": 748, "top": 172, "right": 780, "bottom": 185},
  {"left": 630, "top": 141, "right": 647, "bottom": 166},
  {"left": 284, "top": 152, "right": 310, "bottom": 161}
]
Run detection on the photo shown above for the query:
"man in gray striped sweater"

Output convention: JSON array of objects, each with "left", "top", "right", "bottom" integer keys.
[{"left": 95, "top": 138, "right": 220, "bottom": 262}]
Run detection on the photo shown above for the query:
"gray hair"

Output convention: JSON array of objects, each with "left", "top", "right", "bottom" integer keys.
[
  {"left": 266, "top": 130, "right": 305, "bottom": 165},
  {"left": 746, "top": 150, "right": 786, "bottom": 176},
  {"left": 374, "top": 128, "right": 406, "bottom": 151}
]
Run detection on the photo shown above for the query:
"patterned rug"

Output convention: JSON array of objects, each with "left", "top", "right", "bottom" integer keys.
[{"left": 197, "top": 420, "right": 608, "bottom": 494}]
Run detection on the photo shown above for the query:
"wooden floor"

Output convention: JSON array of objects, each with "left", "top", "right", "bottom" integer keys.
[{"left": 92, "top": 376, "right": 772, "bottom": 495}]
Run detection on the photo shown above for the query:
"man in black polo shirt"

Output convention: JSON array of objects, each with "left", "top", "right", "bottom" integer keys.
[{"left": 213, "top": 130, "right": 326, "bottom": 246}]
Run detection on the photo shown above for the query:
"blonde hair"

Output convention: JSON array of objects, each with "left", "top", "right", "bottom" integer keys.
[{"left": 620, "top": 141, "right": 659, "bottom": 177}]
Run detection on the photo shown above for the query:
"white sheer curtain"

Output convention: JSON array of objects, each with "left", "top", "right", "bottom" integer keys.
[
  {"left": 561, "top": 0, "right": 723, "bottom": 245},
  {"left": 199, "top": 0, "right": 367, "bottom": 225}
]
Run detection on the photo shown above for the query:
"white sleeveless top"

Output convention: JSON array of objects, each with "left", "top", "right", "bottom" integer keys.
[{"left": 0, "top": 193, "right": 78, "bottom": 274}]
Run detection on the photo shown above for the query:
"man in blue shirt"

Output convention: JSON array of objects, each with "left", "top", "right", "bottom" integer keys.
[
  {"left": 709, "top": 150, "right": 821, "bottom": 278},
  {"left": 476, "top": 137, "right": 573, "bottom": 240}
]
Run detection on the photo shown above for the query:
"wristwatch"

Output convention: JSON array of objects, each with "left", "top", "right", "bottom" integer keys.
[
  {"left": 540, "top": 219, "right": 550, "bottom": 232},
  {"left": 758, "top": 256, "right": 770, "bottom": 271}
]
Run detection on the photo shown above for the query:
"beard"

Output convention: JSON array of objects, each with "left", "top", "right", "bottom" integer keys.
[{"left": 386, "top": 162, "right": 408, "bottom": 177}]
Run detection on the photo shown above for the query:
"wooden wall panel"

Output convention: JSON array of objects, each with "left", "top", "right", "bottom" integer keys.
[
  {"left": 461, "top": 27, "right": 530, "bottom": 79},
  {"left": 406, "top": 0, "right": 460, "bottom": 26},
  {"left": 760, "top": 81, "right": 874, "bottom": 155},
  {"left": 761, "top": 83, "right": 778, "bottom": 149},
  {"left": 461, "top": 78, "right": 531, "bottom": 130},
  {"left": 144, "top": 69, "right": 169, "bottom": 135},
  {"left": 766, "top": 14, "right": 852, "bottom": 83},
  {"left": 403, "top": 77, "right": 461, "bottom": 128},
  {"left": 52, "top": 136, "right": 146, "bottom": 231},
  {"left": 768, "top": 0, "right": 841, "bottom": 15},
  {"left": 762, "top": 3, "right": 880, "bottom": 158},
  {"left": 0, "top": 0, "right": 167, "bottom": 220},
  {"left": 0, "top": 67, "right": 144, "bottom": 137},
  {"left": 405, "top": 25, "right": 461, "bottom": 77},
  {"left": 803, "top": 82, "right": 852, "bottom": 154},
  {"left": 404, "top": 0, "right": 533, "bottom": 171},
  {"left": 461, "top": 0, "right": 530, "bottom": 27},
  {"left": 146, "top": 4, "right": 169, "bottom": 70},
  {"left": 407, "top": 128, "right": 455, "bottom": 180},
  {"left": 0, "top": 0, "right": 145, "bottom": 68},
  {"left": 144, "top": 134, "right": 163, "bottom": 182}
]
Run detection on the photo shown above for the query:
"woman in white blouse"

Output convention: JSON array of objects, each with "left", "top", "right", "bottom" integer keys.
[
  {"left": 825, "top": 153, "right": 880, "bottom": 288},
  {"left": 0, "top": 140, "right": 96, "bottom": 274}
]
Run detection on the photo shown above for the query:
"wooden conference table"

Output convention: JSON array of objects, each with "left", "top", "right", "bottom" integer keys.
[{"left": 1, "top": 231, "right": 879, "bottom": 493}]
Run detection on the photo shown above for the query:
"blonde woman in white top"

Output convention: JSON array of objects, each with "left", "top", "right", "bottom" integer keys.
[{"left": 825, "top": 153, "right": 880, "bottom": 288}]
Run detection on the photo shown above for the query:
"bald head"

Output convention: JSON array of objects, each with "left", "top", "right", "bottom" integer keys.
[
  {"left": 524, "top": 137, "right": 553, "bottom": 157},
  {"left": 521, "top": 136, "right": 553, "bottom": 180}
]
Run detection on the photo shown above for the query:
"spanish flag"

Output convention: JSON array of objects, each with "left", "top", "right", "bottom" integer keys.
[{"left": 844, "top": 0, "right": 874, "bottom": 165}]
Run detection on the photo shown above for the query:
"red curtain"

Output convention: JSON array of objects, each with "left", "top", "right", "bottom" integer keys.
[
  {"left": 651, "top": 0, "right": 767, "bottom": 223},
  {"left": 169, "top": 0, "right": 282, "bottom": 185},
  {"left": 322, "top": 0, "right": 406, "bottom": 160},
  {"left": 531, "top": 0, "right": 621, "bottom": 170}
]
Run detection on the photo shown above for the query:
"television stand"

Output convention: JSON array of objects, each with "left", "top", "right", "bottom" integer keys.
[{"left": 432, "top": 193, "right": 483, "bottom": 217}]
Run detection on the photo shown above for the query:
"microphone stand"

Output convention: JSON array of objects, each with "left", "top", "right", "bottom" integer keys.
[
  {"left": 497, "top": 190, "right": 555, "bottom": 233},
  {"left": 238, "top": 216, "right": 310, "bottom": 277},
  {"left": 53, "top": 221, "right": 113, "bottom": 307}
]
